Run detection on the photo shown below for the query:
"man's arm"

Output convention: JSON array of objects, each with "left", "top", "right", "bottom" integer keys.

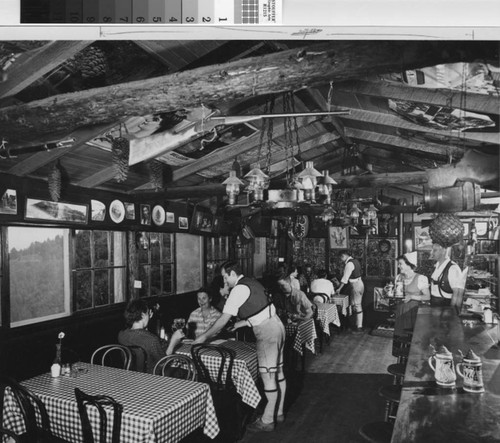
[
  {"left": 451, "top": 288, "right": 465, "bottom": 312},
  {"left": 337, "top": 262, "right": 354, "bottom": 294},
  {"left": 193, "top": 313, "right": 232, "bottom": 344}
]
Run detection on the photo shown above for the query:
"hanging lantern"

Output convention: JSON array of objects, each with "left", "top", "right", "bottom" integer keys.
[
  {"left": 319, "top": 206, "right": 336, "bottom": 224},
  {"left": 349, "top": 203, "right": 361, "bottom": 224},
  {"left": 244, "top": 167, "right": 269, "bottom": 202},
  {"left": 222, "top": 170, "right": 245, "bottom": 205},
  {"left": 297, "top": 161, "right": 322, "bottom": 201},
  {"left": 365, "top": 204, "right": 379, "bottom": 221},
  {"left": 317, "top": 170, "right": 337, "bottom": 204}
]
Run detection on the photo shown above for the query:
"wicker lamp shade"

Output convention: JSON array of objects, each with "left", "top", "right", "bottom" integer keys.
[{"left": 429, "top": 213, "right": 464, "bottom": 247}]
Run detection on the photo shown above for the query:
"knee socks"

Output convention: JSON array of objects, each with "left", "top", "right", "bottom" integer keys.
[{"left": 262, "top": 388, "right": 278, "bottom": 424}]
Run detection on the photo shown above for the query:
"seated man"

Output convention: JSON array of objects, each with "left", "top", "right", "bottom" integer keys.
[
  {"left": 277, "top": 277, "right": 314, "bottom": 321},
  {"left": 187, "top": 288, "right": 222, "bottom": 339},
  {"left": 118, "top": 299, "right": 184, "bottom": 373},
  {"left": 310, "top": 269, "right": 335, "bottom": 303}
]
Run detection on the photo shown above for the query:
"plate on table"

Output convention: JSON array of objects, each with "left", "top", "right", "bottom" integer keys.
[
  {"left": 109, "top": 200, "right": 125, "bottom": 223},
  {"left": 152, "top": 205, "right": 165, "bottom": 226}
]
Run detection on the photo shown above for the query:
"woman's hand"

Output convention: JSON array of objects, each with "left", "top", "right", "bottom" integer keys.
[
  {"left": 193, "top": 333, "right": 207, "bottom": 344},
  {"left": 171, "top": 329, "right": 185, "bottom": 343}
]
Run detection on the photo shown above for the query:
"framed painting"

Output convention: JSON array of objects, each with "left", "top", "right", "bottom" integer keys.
[
  {"left": 0, "top": 189, "right": 17, "bottom": 215},
  {"left": 26, "top": 198, "right": 88, "bottom": 224},
  {"left": 190, "top": 205, "right": 214, "bottom": 234},
  {"left": 415, "top": 226, "right": 432, "bottom": 250},
  {"left": 329, "top": 226, "right": 348, "bottom": 249}
]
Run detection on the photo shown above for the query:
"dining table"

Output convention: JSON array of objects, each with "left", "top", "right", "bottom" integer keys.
[
  {"left": 2, "top": 362, "right": 220, "bottom": 443},
  {"left": 331, "top": 294, "right": 350, "bottom": 317},
  {"left": 176, "top": 339, "right": 261, "bottom": 409},
  {"left": 285, "top": 317, "right": 318, "bottom": 355},
  {"left": 315, "top": 302, "right": 341, "bottom": 335},
  {"left": 391, "top": 306, "right": 500, "bottom": 442}
]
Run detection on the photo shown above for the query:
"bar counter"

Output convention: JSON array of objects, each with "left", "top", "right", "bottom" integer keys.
[{"left": 391, "top": 306, "right": 500, "bottom": 443}]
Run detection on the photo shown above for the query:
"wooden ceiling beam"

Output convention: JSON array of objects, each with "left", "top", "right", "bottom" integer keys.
[
  {"left": 2, "top": 41, "right": 495, "bottom": 145},
  {"left": 341, "top": 107, "right": 499, "bottom": 145},
  {"left": 0, "top": 41, "right": 93, "bottom": 99},
  {"left": 345, "top": 127, "right": 464, "bottom": 157},
  {"left": 334, "top": 79, "right": 500, "bottom": 115},
  {"left": 6, "top": 122, "right": 116, "bottom": 176}
]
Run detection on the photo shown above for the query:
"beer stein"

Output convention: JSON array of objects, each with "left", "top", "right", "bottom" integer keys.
[
  {"left": 456, "top": 349, "right": 485, "bottom": 393},
  {"left": 428, "top": 345, "right": 456, "bottom": 387}
]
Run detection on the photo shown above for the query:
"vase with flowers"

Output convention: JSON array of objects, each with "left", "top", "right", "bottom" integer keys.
[{"left": 51, "top": 332, "right": 65, "bottom": 377}]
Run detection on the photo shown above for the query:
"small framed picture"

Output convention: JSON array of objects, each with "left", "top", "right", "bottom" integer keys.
[
  {"left": 124, "top": 203, "right": 135, "bottom": 220},
  {"left": 178, "top": 216, "right": 188, "bottom": 229},
  {"left": 476, "top": 221, "right": 488, "bottom": 238},
  {"left": 26, "top": 198, "right": 88, "bottom": 224},
  {"left": 0, "top": 189, "right": 17, "bottom": 215},
  {"left": 91, "top": 199, "right": 105, "bottom": 221},
  {"left": 329, "top": 226, "right": 348, "bottom": 249},
  {"left": 478, "top": 240, "right": 498, "bottom": 254},
  {"left": 140, "top": 204, "right": 151, "bottom": 225},
  {"left": 415, "top": 226, "right": 432, "bottom": 250},
  {"left": 166, "top": 212, "right": 175, "bottom": 223}
]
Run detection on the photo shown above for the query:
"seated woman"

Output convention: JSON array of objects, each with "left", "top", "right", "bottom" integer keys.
[
  {"left": 118, "top": 299, "right": 184, "bottom": 373},
  {"left": 276, "top": 271, "right": 314, "bottom": 321},
  {"left": 394, "top": 251, "right": 430, "bottom": 338},
  {"left": 187, "top": 288, "right": 222, "bottom": 339},
  {"left": 310, "top": 269, "right": 335, "bottom": 303}
]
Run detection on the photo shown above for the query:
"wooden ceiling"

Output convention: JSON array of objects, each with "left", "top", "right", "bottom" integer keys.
[{"left": 0, "top": 40, "right": 498, "bottom": 207}]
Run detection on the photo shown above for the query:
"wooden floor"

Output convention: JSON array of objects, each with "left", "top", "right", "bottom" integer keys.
[{"left": 240, "top": 329, "right": 395, "bottom": 443}]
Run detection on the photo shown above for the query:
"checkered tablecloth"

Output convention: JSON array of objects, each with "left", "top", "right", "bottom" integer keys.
[
  {"left": 176, "top": 340, "right": 261, "bottom": 409},
  {"left": 285, "top": 318, "right": 317, "bottom": 355},
  {"left": 331, "top": 295, "right": 350, "bottom": 316},
  {"left": 2, "top": 363, "right": 219, "bottom": 443},
  {"left": 315, "top": 303, "right": 341, "bottom": 335}
]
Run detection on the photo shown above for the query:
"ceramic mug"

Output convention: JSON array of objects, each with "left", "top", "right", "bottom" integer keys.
[
  {"left": 428, "top": 354, "right": 456, "bottom": 387},
  {"left": 456, "top": 360, "right": 485, "bottom": 393}
]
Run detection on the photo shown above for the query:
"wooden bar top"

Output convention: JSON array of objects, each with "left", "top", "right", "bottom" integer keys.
[{"left": 391, "top": 306, "right": 500, "bottom": 443}]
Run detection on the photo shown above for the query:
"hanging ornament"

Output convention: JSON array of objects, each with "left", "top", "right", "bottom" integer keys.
[
  {"left": 48, "top": 160, "right": 62, "bottom": 201},
  {"left": 149, "top": 160, "right": 165, "bottom": 190},
  {"left": 429, "top": 213, "right": 464, "bottom": 247},
  {"left": 111, "top": 130, "right": 130, "bottom": 183}
]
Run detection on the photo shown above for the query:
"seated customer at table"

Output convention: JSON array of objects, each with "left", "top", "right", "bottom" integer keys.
[
  {"left": 118, "top": 299, "right": 184, "bottom": 373},
  {"left": 310, "top": 269, "right": 335, "bottom": 303},
  {"left": 187, "top": 288, "right": 222, "bottom": 339},
  {"left": 277, "top": 273, "right": 314, "bottom": 321}
]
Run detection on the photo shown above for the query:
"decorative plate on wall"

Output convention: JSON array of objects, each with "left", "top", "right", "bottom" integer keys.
[
  {"left": 152, "top": 205, "right": 166, "bottom": 226},
  {"left": 288, "top": 215, "right": 310, "bottom": 241},
  {"left": 109, "top": 199, "right": 125, "bottom": 223}
]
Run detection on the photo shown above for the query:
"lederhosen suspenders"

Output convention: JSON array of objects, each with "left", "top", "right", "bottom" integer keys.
[{"left": 431, "top": 261, "right": 454, "bottom": 298}]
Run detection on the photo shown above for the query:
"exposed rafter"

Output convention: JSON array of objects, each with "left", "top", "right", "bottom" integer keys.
[{"left": 2, "top": 41, "right": 496, "bottom": 146}]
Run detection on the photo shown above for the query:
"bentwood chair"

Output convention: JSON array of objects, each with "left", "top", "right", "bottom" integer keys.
[
  {"left": 153, "top": 355, "right": 197, "bottom": 381},
  {"left": 0, "top": 427, "right": 21, "bottom": 442},
  {"left": 90, "top": 345, "right": 132, "bottom": 370},
  {"left": 74, "top": 388, "right": 123, "bottom": 443},
  {"left": 127, "top": 346, "right": 148, "bottom": 373},
  {"left": 0, "top": 375, "right": 69, "bottom": 443}
]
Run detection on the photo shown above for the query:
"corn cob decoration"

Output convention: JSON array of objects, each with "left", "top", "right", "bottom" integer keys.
[
  {"left": 48, "top": 160, "right": 62, "bottom": 201},
  {"left": 111, "top": 134, "right": 130, "bottom": 183},
  {"left": 149, "top": 160, "right": 164, "bottom": 190},
  {"left": 75, "top": 46, "right": 108, "bottom": 80}
]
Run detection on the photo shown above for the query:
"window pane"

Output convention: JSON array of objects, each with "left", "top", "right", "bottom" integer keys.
[
  {"left": 94, "top": 269, "right": 110, "bottom": 306},
  {"left": 151, "top": 265, "right": 161, "bottom": 295},
  {"left": 94, "top": 231, "right": 109, "bottom": 267},
  {"left": 139, "top": 265, "right": 150, "bottom": 297},
  {"left": 162, "top": 264, "right": 174, "bottom": 294},
  {"left": 9, "top": 227, "right": 70, "bottom": 325},
  {"left": 113, "top": 267, "right": 126, "bottom": 303},
  {"left": 162, "top": 233, "right": 173, "bottom": 262},
  {"left": 74, "top": 230, "right": 91, "bottom": 268},
  {"left": 75, "top": 270, "right": 92, "bottom": 310},
  {"left": 150, "top": 233, "right": 161, "bottom": 264}
]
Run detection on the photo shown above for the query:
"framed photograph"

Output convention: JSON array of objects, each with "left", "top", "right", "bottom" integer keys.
[
  {"left": 0, "top": 189, "right": 17, "bottom": 214},
  {"left": 152, "top": 205, "right": 166, "bottom": 226},
  {"left": 329, "top": 226, "right": 348, "bottom": 249},
  {"left": 166, "top": 211, "right": 175, "bottom": 223},
  {"left": 26, "top": 198, "right": 87, "bottom": 224},
  {"left": 178, "top": 216, "right": 189, "bottom": 230},
  {"left": 109, "top": 199, "right": 125, "bottom": 223},
  {"left": 91, "top": 199, "right": 105, "bottom": 221},
  {"left": 478, "top": 240, "right": 498, "bottom": 255},
  {"left": 476, "top": 221, "right": 488, "bottom": 238},
  {"left": 462, "top": 222, "right": 469, "bottom": 237},
  {"left": 190, "top": 205, "right": 214, "bottom": 234},
  {"left": 140, "top": 204, "right": 151, "bottom": 225},
  {"left": 415, "top": 226, "right": 432, "bottom": 250},
  {"left": 124, "top": 202, "right": 135, "bottom": 220}
]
